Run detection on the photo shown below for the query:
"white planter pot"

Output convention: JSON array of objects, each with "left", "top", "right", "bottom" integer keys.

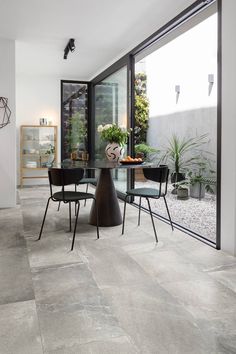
[
  {"left": 105, "top": 142, "right": 124, "bottom": 162},
  {"left": 190, "top": 183, "right": 205, "bottom": 199}
]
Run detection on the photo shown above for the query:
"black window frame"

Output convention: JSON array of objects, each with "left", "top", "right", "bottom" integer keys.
[{"left": 60, "top": 0, "right": 221, "bottom": 249}]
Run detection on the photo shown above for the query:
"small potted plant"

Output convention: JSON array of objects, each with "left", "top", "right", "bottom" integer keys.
[
  {"left": 134, "top": 143, "right": 159, "bottom": 181},
  {"left": 161, "top": 133, "right": 209, "bottom": 184},
  {"left": 97, "top": 123, "right": 131, "bottom": 161},
  {"left": 175, "top": 180, "right": 189, "bottom": 200},
  {"left": 188, "top": 157, "right": 216, "bottom": 199},
  {"left": 135, "top": 143, "right": 159, "bottom": 160},
  {"left": 45, "top": 144, "right": 55, "bottom": 166}
]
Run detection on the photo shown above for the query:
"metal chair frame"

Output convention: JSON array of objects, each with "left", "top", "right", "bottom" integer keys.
[
  {"left": 122, "top": 166, "right": 174, "bottom": 242},
  {"left": 37, "top": 168, "right": 99, "bottom": 250},
  {"left": 57, "top": 177, "right": 97, "bottom": 212}
]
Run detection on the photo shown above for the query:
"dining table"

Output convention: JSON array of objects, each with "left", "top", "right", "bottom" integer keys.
[{"left": 56, "top": 159, "right": 155, "bottom": 227}]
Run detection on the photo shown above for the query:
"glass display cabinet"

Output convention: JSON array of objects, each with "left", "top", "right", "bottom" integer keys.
[{"left": 20, "top": 125, "right": 57, "bottom": 187}]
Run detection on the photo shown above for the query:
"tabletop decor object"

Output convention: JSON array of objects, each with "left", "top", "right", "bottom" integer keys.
[
  {"left": 97, "top": 123, "right": 131, "bottom": 161},
  {"left": 0, "top": 97, "right": 11, "bottom": 129}
]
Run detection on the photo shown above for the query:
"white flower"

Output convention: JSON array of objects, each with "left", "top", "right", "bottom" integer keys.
[
  {"left": 97, "top": 125, "right": 104, "bottom": 132},
  {"left": 103, "top": 124, "right": 112, "bottom": 130}
]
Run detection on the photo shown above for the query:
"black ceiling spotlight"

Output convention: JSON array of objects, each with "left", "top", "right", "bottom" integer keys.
[{"left": 64, "top": 39, "right": 76, "bottom": 59}]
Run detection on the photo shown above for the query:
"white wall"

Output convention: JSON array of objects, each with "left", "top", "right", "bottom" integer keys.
[
  {"left": 221, "top": 0, "right": 236, "bottom": 256},
  {"left": 146, "top": 13, "right": 217, "bottom": 117},
  {"left": 0, "top": 38, "right": 16, "bottom": 207},
  {"left": 16, "top": 73, "right": 61, "bottom": 185}
]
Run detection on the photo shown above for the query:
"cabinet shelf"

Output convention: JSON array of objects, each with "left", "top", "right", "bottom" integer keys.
[
  {"left": 22, "top": 167, "right": 48, "bottom": 170},
  {"left": 20, "top": 125, "right": 57, "bottom": 187},
  {"left": 22, "top": 154, "right": 51, "bottom": 156}
]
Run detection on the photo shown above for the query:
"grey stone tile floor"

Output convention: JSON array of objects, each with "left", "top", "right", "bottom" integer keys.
[{"left": 0, "top": 185, "right": 235, "bottom": 353}]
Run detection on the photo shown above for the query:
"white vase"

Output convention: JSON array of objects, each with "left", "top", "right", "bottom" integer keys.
[{"left": 105, "top": 142, "right": 124, "bottom": 162}]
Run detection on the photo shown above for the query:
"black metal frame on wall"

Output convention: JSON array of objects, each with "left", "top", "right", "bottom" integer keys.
[{"left": 60, "top": 0, "right": 221, "bottom": 249}]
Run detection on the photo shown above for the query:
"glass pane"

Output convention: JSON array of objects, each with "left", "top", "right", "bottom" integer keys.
[
  {"left": 134, "top": 13, "right": 217, "bottom": 243},
  {"left": 61, "top": 82, "right": 88, "bottom": 160},
  {"left": 94, "top": 66, "right": 128, "bottom": 193}
]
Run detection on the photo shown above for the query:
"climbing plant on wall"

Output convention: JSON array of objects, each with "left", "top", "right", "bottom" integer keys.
[{"left": 134, "top": 73, "right": 149, "bottom": 144}]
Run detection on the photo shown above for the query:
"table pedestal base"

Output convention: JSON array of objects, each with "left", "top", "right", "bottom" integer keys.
[{"left": 89, "top": 168, "right": 122, "bottom": 227}]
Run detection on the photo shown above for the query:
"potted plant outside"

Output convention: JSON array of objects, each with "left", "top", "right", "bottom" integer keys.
[
  {"left": 188, "top": 164, "right": 216, "bottom": 200},
  {"left": 177, "top": 185, "right": 189, "bottom": 200},
  {"left": 175, "top": 180, "right": 189, "bottom": 200},
  {"left": 134, "top": 143, "right": 159, "bottom": 182},
  {"left": 65, "top": 112, "right": 88, "bottom": 159},
  {"left": 45, "top": 144, "right": 55, "bottom": 166},
  {"left": 135, "top": 143, "right": 159, "bottom": 160},
  {"left": 161, "top": 133, "right": 209, "bottom": 183},
  {"left": 161, "top": 133, "right": 210, "bottom": 194}
]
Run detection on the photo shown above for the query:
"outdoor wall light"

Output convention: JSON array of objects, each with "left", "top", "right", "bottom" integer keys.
[
  {"left": 208, "top": 74, "right": 214, "bottom": 96},
  {"left": 175, "top": 85, "right": 180, "bottom": 103},
  {"left": 64, "top": 39, "right": 76, "bottom": 59}
]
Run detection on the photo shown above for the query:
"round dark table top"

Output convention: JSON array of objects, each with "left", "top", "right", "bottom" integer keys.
[{"left": 53, "top": 159, "right": 157, "bottom": 170}]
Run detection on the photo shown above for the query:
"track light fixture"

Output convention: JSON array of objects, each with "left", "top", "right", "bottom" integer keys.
[{"left": 64, "top": 39, "right": 75, "bottom": 60}]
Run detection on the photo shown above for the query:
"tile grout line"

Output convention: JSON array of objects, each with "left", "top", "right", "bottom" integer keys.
[{"left": 19, "top": 202, "right": 47, "bottom": 354}]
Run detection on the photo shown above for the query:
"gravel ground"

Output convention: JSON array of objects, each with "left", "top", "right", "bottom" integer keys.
[{"left": 134, "top": 182, "right": 216, "bottom": 243}]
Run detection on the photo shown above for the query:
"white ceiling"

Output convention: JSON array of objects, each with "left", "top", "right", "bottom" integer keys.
[{"left": 0, "top": 0, "right": 195, "bottom": 80}]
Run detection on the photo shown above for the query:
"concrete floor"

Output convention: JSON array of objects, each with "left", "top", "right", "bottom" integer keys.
[{"left": 0, "top": 185, "right": 236, "bottom": 354}]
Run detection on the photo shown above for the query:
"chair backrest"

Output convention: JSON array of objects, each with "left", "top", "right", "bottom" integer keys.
[
  {"left": 48, "top": 168, "right": 84, "bottom": 188},
  {"left": 143, "top": 165, "right": 169, "bottom": 196},
  {"left": 143, "top": 165, "right": 169, "bottom": 182}
]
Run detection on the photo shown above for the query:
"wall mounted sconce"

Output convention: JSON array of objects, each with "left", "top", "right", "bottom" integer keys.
[
  {"left": 64, "top": 39, "right": 76, "bottom": 60},
  {"left": 0, "top": 97, "right": 11, "bottom": 129},
  {"left": 175, "top": 85, "right": 180, "bottom": 103},
  {"left": 208, "top": 74, "right": 214, "bottom": 96}
]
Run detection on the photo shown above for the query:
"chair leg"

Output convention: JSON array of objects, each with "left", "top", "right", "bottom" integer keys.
[
  {"left": 84, "top": 184, "right": 89, "bottom": 206},
  {"left": 57, "top": 201, "right": 61, "bottom": 211},
  {"left": 163, "top": 196, "right": 174, "bottom": 231},
  {"left": 146, "top": 198, "right": 158, "bottom": 243},
  {"left": 75, "top": 185, "right": 77, "bottom": 215},
  {"left": 138, "top": 197, "right": 142, "bottom": 226},
  {"left": 71, "top": 202, "right": 80, "bottom": 251},
  {"left": 122, "top": 195, "right": 129, "bottom": 235},
  {"left": 93, "top": 197, "right": 99, "bottom": 239},
  {"left": 37, "top": 197, "right": 51, "bottom": 240},
  {"left": 69, "top": 202, "right": 72, "bottom": 232}
]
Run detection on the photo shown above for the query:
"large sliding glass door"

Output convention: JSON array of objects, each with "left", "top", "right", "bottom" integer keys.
[
  {"left": 134, "top": 11, "right": 218, "bottom": 244},
  {"left": 94, "top": 66, "right": 128, "bottom": 193},
  {"left": 89, "top": 0, "right": 219, "bottom": 247}
]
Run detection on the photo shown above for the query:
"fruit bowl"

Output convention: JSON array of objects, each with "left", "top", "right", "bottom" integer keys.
[
  {"left": 119, "top": 160, "right": 144, "bottom": 165},
  {"left": 119, "top": 156, "right": 143, "bottom": 165}
]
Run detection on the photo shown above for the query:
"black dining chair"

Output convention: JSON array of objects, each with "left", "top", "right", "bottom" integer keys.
[
  {"left": 77, "top": 176, "right": 97, "bottom": 206},
  {"left": 57, "top": 170, "right": 97, "bottom": 211},
  {"left": 122, "top": 165, "right": 173, "bottom": 242},
  {"left": 37, "top": 168, "right": 99, "bottom": 250}
]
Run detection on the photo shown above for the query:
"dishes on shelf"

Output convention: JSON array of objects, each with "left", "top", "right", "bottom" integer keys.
[{"left": 25, "top": 161, "right": 37, "bottom": 168}]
